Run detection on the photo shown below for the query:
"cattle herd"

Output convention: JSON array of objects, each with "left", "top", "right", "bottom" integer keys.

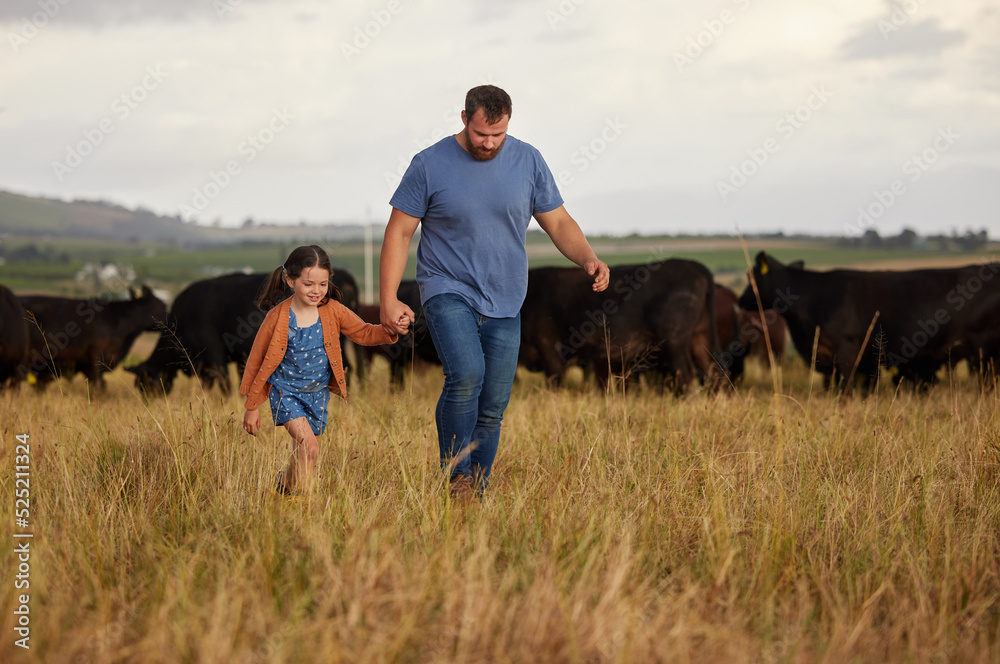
[{"left": 3, "top": 251, "right": 1000, "bottom": 396}]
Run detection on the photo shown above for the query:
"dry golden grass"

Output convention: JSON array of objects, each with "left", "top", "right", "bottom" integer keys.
[{"left": 1, "top": 358, "right": 998, "bottom": 663}]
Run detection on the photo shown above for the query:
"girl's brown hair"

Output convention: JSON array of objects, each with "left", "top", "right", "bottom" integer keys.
[{"left": 256, "top": 244, "right": 342, "bottom": 311}]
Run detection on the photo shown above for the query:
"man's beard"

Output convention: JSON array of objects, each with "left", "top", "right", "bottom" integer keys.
[{"left": 463, "top": 127, "right": 505, "bottom": 161}]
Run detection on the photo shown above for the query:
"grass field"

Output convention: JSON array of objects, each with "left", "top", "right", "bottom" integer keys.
[{"left": 2, "top": 353, "right": 998, "bottom": 663}]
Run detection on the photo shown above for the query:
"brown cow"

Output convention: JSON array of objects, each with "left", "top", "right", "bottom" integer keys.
[
  {"left": 715, "top": 284, "right": 787, "bottom": 380},
  {"left": 739, "top": 308, "right": 787, "bottom": 365}
]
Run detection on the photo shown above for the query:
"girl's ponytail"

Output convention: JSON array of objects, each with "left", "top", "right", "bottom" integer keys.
[{"left": 255, "top": 266, "right": 289, "bottom": 311}]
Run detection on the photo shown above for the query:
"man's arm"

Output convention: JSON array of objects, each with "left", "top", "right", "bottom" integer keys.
[
  {"left": 379, "top": 207, "right": 421, "bottom": 334},
  {"left": 534, "top": 205, "right": 610, "bottom": 292}
]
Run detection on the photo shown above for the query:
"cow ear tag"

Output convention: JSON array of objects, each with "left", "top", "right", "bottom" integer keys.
[{"left": 760, "top": 261, "right": 769, "bottom": 275}]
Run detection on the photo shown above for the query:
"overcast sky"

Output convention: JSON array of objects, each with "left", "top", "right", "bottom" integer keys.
[{"left": 2, "top": 0, "right": 998, "bottom": 236}]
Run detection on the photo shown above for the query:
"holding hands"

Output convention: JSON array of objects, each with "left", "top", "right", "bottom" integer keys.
[{"left": 381, "top": 299, "right": 414, "bottom": 336}]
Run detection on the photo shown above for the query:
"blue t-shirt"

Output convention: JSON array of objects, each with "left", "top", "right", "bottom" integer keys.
[{"left": 389, "top": 134, "right": 564, "bottom": 318}]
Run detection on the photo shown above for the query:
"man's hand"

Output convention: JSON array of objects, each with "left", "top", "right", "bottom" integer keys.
[
  {"left": 381, "top": 298, "right": 414, "bottom": 336},
  {"left": 533, "top": 207, "right": 610, "bottom": 292},
  {"left": 585, "top": 258, "right": 610, "bottom": 292}
]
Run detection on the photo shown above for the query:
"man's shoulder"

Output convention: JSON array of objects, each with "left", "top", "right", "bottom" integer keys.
[
  {"left": 415, "top": 135, "right": 460, "bottom": 160},
  {"left": 504, "top": 134, "right": 529, "bottom": 149},
  {"left": 504, "top": 134, "right": 538, "bottom": 153},
  {"left": 503, "top": 135, "right": 547, "bottom": 167}
]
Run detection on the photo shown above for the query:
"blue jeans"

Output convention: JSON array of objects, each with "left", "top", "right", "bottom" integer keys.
[{"left": 423, "top": 293, "right": 520, "bottom": 492}]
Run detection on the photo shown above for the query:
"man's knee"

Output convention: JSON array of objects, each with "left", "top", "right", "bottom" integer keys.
[
  {"left": 443, "top": 364, "right": 485, "bottom": 398},
  {"left": 478, "top": 400, "right": 511, "bottom": 423}
]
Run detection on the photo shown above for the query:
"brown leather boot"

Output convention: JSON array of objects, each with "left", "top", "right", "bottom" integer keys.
[{"left": 449, "top": 473, "right": 474, "bottom": 501}]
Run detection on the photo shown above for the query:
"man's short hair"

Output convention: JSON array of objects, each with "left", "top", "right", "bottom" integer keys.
[{"left": 465, "top": 85, "right": 512, "bottom": 124}]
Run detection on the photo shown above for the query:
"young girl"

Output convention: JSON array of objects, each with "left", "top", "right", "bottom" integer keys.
[{"left": 240, "top": 245, "right": 407, "bottom": 495}]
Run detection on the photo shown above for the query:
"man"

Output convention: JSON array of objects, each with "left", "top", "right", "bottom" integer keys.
[{"left": 380, "top": 84, "right": 610, "bottom": 498}]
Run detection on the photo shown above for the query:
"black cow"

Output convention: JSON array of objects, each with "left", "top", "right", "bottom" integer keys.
[
  {"left": 357, "top": 280, "right": 440, "bottom": 386},
  {"left": 736, "top": 252, "right": 1000, "bottom": 391},
  {"left": 332, "top": 267, "right": 364, "bottom": 382},
  {"left": 128, "top": 269, "right": 361, "bottom": 396},
  {"left": 519, "top": 260, "right": 724, "bottom": 394},
  {"left": 0, "top": 285, "right": 29, "bottom": 390},
  {"left": 18, "top": 286, "right": 167, "bottom": 391}
]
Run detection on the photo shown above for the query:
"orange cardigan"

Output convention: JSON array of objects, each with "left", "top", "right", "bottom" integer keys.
[{"left": 239, "top": 298, "right": 397, "bottom": 410}]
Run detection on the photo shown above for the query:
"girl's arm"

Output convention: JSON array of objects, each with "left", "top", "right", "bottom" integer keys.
[{"left": 336, "top": 303, "right": 399, "bottom": 346}]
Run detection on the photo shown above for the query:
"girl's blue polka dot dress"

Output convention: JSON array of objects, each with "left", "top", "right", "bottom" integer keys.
[{"left": 269, "top": 309, "right": 333, "bottom": 435}]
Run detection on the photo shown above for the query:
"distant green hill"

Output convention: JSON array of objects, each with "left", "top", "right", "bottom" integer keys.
[
  {"left": 0, "top": 190, "right": 210, "bottom": 244},
  {"left": 0, "top": 190, "right": 377, "bottom": 246}
]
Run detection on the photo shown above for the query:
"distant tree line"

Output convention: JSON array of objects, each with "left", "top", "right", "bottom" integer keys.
[
  {"left": 0, "top": 243, "right": 71, "bottom": 264},
  {"left": 837, "top": 227, "right": 990, "bottom": 252}
]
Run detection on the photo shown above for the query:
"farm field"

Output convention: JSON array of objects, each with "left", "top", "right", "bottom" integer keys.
[
  {"left": 3, "top": 233, "right": 998, "bottom": 298},
  {"left": 1, "top": 354, "right": 998, "bottom": 663}
]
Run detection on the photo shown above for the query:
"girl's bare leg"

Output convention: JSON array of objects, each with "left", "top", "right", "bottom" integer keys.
[{"left": 282, "top": 417, "right": 319, "bottom": 492}]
